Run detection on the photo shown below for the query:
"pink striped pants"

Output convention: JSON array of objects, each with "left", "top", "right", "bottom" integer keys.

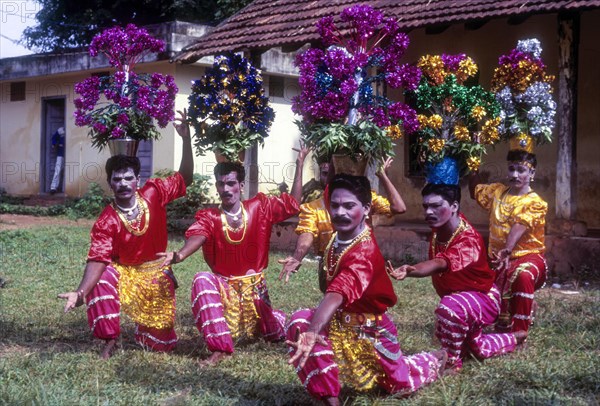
[
  {"left": 85, "top": 265, "right": 177, "bottom": 352},
  {"left": 435, "top": 286, "right": 517, "bottom": 369},
  {"left": 287, "top": 309, "right": 441, "bottom": 399},
  {"left": 190, "top": 272, "right": 286, "bottom": 354}
]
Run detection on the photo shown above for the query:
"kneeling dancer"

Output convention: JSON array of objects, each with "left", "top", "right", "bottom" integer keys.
[
  {"left": 287, "top": 174, "right": 445, "bottom": 405},
  {"left": 162, "top": 155, "right": 303, "bottom": 365},
  {"left": 57, "top": 113, "right": 193, "bottom": 358},
  {"left": 388, "top": 183, "right": 526, "bottom": 372}
]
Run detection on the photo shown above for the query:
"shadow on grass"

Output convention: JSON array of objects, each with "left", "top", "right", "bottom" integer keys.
[{"left": 0, "top": 317, "right": 320, "bottom": 405}]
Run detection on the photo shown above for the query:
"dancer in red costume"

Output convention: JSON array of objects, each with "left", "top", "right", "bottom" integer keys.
[
  {"left": 160, "top": 148, "right": 307, "bottom": 366},
  {"left": 279, "top": 157, "right": 407, "bottom": 291},
  {"left": 58, "top": 110, "right": 193, "bottom": 359},
  {"left": 388, "top": 184, "right": 526, "bottom": 372},
  {"left": 287, "top": 175, "right": 445, "bottom": 405}
]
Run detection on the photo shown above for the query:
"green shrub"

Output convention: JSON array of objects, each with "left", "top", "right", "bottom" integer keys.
[
  {"left": 0, "top": 188, "right": 25, "bottom": 205},
  {"left": 0, "top": 203, "right": 67, "bottom": 216},
  {"left": 154, "top": 170, "right": 213, "bottom": 231},
  {"left": 66, "top": 182, "right": 110, "bottom": 219}
]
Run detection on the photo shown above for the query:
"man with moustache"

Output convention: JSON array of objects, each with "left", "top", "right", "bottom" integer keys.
[
  {"left": 469, "top": 149, "right": 548, "bottom": 333},
  {"left": 278, "top": 157, "right": 406, "bottom": 291},
  {"left": 58, "top": 111, "right": 193, "bottom": 359},
  {"left": 388, "top": 183, "right": 526, "bottom": 373},
  {"left": 286, "top": 174, "right": 445, "bottom": 405},
  {"left": 161, "top": 148, "right": 306, "bottom": 366}
]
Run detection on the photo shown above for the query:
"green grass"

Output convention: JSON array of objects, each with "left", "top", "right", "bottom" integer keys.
[{"left": 1, "top": 225, "right": 599, "bottom": 405}]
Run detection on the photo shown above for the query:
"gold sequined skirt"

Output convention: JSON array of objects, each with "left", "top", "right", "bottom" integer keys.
[
  {"left": 115, "top": 259, "right": 175, "bottom": 330},
  {"left": 220, "top": 273, "right": 264, "bottom": 341},
  {"left": 328, "top": 311, "right": 385, "bottom": 391}
]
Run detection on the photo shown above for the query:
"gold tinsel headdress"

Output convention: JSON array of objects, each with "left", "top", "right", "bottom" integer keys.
[{"left": 509, "top": 133, "right": 534, "bottom": 153}]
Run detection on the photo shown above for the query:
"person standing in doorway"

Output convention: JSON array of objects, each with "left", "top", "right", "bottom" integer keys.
[{"left": 50, "top": 127, "right": 65, "bottom": 194}]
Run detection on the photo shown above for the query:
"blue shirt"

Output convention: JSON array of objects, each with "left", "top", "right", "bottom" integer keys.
[{"left": 52, "top": 130, "right": 65, "bottom": 156}]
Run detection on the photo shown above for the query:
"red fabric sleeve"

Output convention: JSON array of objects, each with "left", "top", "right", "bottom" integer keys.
[
  {"left": 185, "top": 209, "right": 216, "bottom": 239},
  {"left": 326, "top": 254, "right": 372, "bottom": 307},
  {"left": 86, "top": 208, "right": 119, "bottom": 264},
  {"left": 144, "top": 172, "right": 187, "bottom": 207},
  {"left": 434, "top": 231, "right": 484, "bottom": 273},
  {"left": 260, "top": 193, "right": 300, "bottom": 223}
]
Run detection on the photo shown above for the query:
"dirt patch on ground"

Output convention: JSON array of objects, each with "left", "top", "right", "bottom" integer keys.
[{"left": 0, "top": 214, "right": 94, "bottom": 231}]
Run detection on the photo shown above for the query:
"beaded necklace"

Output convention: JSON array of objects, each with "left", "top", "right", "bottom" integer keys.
[
  {"left": 221, "top": 204, "right": 247, "bottom": 245},
  {"left": 222, "top": 206, "right": 242, "bottom": 221},
  {"left": 323, "top": 226, "right": 370, "bottom": 283},
  {"left": 112, "top": 192, "right": 150, "bottom": 236},
  {"left": 115, "top": 198, "right": 137, "bottom": 216},
  {"left": 430, "top": 217, "right": 465, "bottom": 256}
]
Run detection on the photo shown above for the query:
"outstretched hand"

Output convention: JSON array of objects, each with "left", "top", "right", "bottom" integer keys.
[
  {"left": 386, "top": 261, "right": 414, "bottom": 281},
  {"left": 157, "top": 251, "right": 176, "bottom": 268},
  {"left": 286, "top": 329, "right": 328, "bottom": 368},
  {"left": 278, "top": 257, "right": 301, "bottom": 284},
  {"left": 376, "top": 156, "right": 394, "bottom": 177},
  {"left": 57, "top": 291, "right": 83, "bottom": 313},
  {"left": 173, "top": 109, "right": 191, "bottom": 139},
  {"left": 292, "top": 141, "right": 310, "bottom": 164}
]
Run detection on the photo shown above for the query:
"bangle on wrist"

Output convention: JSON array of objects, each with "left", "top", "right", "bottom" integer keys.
[
  {"left": 172, "top": 251, "right": 179, "bottom": 264},
  {"left": 77, "top": 289, "right": 85, "bottom": 302}
]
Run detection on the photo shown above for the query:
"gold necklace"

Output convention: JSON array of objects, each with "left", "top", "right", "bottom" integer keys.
[
  {"left": 430, "top": 217, "right": 465, "bottom": 256},
  {"left": 113, "top": 192, "right": 150, "bottom": 236},
  {"left": 221, "top": 205, "right": 247, "bottom": 245},
  {"left": 323, "top": 226, "right": 370, "bottom": 282}
]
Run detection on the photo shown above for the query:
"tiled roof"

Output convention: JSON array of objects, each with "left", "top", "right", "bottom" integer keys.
[{"left": 174, "top": 0, "right": 600, "bottom": 63}]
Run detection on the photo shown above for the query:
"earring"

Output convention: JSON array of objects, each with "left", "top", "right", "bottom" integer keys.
[{"left": 530, "top": 176, "right": 535, "bottom": 183}]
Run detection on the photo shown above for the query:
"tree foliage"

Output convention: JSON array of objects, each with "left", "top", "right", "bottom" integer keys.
[
  {"left": 215, "top": 0, "right": 253, "bottom": 20},
  {"left": 22, "top": 0, "right": 251, "bottom": 52}
]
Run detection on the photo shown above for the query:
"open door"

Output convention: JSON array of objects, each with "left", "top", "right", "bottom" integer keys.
[
  {"left": 137, "top": 139, "right": 153, "bottom": 184},
  {"left": 41, "top": 97, "right": 66, "bottom": 194}
]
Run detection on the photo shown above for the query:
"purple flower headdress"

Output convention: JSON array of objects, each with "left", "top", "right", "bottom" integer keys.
[
  {"left": 74, "top": 24, "right": 178, "bottom": 150},
  {"left": 293, "top": 5, "right": 420, "bottom": 163}
]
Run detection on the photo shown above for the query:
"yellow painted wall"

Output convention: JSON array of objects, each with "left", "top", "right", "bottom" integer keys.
[
  {"left": 1, "top": 62, "right": 186, "bottom": 197},
  {"left": 257, "top": 75, "right": 304, "bottom": 195}
]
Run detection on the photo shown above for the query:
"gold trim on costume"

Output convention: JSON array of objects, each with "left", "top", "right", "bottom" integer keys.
[
  {"left": 115, "top": 259, "right": 175, "bottom": 329},
  {"left": 220, "top": 272, "right": 264, "bottom": 340},
  {"left": 338, "top": 310, "right": 382, "bottom": 327},
  {"left": 323, "top": 227, "right": 370, "bottom": 283},
  {"left": 221, "top": 205, "right": 247, "bottom": 245},
  {"left": 112, "top": 192, "right": 150, "bottom": 236},
  {"left": 328, "top": 314, "right": 384, "bottom": 391},
  {"left": 430, "top": 218, "right": 466, "bottom": 256}
]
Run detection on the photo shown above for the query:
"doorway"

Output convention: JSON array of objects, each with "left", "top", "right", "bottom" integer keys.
[
  {"left": 137, "top": 139, "right": 153, "bottom": 184},
  {"left": 41, "top": 98, "right": 66, "bottom": 194}
]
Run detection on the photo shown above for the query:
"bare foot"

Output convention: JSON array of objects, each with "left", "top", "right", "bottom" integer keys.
[
  {"left": 198, "top": 351, "right": 231, "bottom": 367},
  {"left": 514, "top": 330, "right": 528, "bottom": 345},
  {"left": 323, "top": 396, "right": 340, "bottom": 406},
  {"left": 100, "top": 339, "right": 117, "bottom": 360},
  {"left": 432, "top": 349, "right": 448, "bottom": 377}
]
